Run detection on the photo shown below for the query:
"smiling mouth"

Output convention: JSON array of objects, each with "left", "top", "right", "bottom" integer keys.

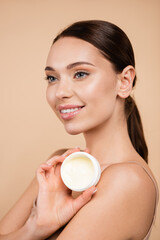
[
  {"left": 58, "top": 105, "right": 85, "bottom": 120},
  {"left": 60, "top": 107, "right": 83, "bottom": 114}
]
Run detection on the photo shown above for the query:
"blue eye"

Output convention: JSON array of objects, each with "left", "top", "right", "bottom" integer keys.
[
  {"left": 45, "top": 75, "right": 57, "bottom": 83},
  {"left": 74, "top": 71, "right": 89, "bottom": 79}
]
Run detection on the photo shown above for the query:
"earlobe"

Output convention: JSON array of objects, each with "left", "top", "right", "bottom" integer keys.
[{"left": 117, "top": 65, "right": 135, "bottom": 98}]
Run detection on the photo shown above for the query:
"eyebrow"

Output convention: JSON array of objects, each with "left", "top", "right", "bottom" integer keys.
[{"left": 45, "top": 61, "right": 96, "bottom": 71}]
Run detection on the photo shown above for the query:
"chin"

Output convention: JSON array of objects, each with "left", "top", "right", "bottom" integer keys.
[
  {"left": 65, "top": 126, "right": 82, "bottom": 135},
  {"left": 64, "top": 121, "right": 97, "bottom": 135},
  {"left": 64, "top": 123, "right": 85, "bottom": 135}
]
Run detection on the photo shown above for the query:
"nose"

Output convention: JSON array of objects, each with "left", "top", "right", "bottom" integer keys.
[{"left": 55, "top": 80, "right": 73, "bottom": 99}]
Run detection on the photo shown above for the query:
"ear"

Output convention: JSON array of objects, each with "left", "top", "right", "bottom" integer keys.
[{"left": 117, "top": 65, "right": 136, "bottom": 98}]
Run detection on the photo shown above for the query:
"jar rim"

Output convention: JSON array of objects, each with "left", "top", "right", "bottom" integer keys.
[{"left": 60, "top": 152, "right": 101, "bottom": 192}]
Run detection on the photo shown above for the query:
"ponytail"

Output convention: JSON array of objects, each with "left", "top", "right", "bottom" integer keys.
[{"left": 125, "top": 96, "right": 148, "bottom": 163}]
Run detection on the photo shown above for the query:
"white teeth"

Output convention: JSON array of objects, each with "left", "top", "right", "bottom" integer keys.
[{"left": 60, "top": 107, "right": 81, "bottom": 113}]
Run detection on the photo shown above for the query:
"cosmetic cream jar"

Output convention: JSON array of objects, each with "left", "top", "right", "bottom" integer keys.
[{"left": 60, "top": 152, "right": 101, "bottom": 192}]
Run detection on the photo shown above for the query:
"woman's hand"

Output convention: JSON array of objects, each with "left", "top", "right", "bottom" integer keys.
[{"left": 28, "top": 148, "right": 96, "bottom": 239}]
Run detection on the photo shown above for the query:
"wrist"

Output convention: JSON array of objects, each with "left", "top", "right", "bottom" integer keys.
[
  {"left": 24, "top": 216, "right": 42, "bottom": 240},
  {"left": 25, "top": 209, "right": 59, "bottom": 240},
  {"left": 0, "top": 222, "right": 40, "bottom": 240}
]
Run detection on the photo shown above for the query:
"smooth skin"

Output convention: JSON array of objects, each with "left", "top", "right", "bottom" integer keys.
[{"left": 0, "top": 37, "right": 156, "bottom": 240}]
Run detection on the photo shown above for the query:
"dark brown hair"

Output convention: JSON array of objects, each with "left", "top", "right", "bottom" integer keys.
[{"left": 53, "top": 20, "right": 148, "bottom": 163}]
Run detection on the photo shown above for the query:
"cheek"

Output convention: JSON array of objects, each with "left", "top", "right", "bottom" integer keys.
[
  {"left": 46, "top": 87, "right": 56, "bottom": 109},
  {"left": 79, "top": 75, "right": 117, "bottom": 107}
]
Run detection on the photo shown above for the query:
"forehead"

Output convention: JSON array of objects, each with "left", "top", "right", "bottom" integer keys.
[{"left": 46, "top": 37, "right": 105, "bottom": 67}]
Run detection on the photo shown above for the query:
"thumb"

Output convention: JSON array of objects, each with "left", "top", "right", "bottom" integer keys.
[{"left": 72, "top": 186, "right": 97, "bottom": 214}]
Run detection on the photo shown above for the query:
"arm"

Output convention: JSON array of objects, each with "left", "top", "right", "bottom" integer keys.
[
  {"left": 0, "top": 149, "right": 67, "bottom": 236},
  {"left": 0, "top": 177, "right": 38, "bottom": 235},
  {"left": 57, "top": 163, "right": 156, "bottom": 240}
]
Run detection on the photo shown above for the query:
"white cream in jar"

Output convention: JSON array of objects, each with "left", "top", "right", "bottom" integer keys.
[{"left": 60, "top": 152, "right": 101, "bottom": 192}]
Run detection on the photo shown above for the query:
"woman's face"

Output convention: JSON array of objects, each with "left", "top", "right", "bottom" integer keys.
[{"left": 45, "top": 37, "right": 121, "bottom": 135}]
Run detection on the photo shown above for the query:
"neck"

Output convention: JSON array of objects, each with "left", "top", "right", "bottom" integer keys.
[{"left": 83, "top": 115, "right": 136, "bottom": 168}]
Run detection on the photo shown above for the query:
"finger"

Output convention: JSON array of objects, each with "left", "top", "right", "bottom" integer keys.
[
  {"left": 84, "top": 148, "right": 90, "bottom": 153},
  {"left": 46, "top": 155, "right": 65, "bottom": 166},
  {"left": 54, "top": 163, "right": 70, "bottom": 191},
  {"left": 54, "top": 162, "right": 62, "bottom": 177},
  {"left": 72, "top": 185, "right": 97, "bottom": 214},
  {"left": 36, "top": 164, "right": 52, "bottom": 184},
  {"left": 62, "top": 147, "right": 80, "bottom": 157}
]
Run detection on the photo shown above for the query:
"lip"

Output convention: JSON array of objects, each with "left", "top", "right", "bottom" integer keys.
[
  {"left": 57, "top": 104, "right": 85, "bottom": 120},
  {"left": 57, "top": 104, "right": 84, "bottom": 110}
]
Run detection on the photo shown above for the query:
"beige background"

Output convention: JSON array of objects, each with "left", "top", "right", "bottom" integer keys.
[{"left": 0, "top": 0, "right": 159, "bottom": 238}]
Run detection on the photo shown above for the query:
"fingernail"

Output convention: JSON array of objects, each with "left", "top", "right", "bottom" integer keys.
[
  {"left": 47, "top": 162, "right": 52, "bottom": 166},
  {"left": 46, "top": 159, "right": 53, "bottom": 165},
  {"left": 62, "top": 153, "right": 67, "bottom": 157},
  {"left": 92, "top": 188, "right": 97, "bottom": 194}
]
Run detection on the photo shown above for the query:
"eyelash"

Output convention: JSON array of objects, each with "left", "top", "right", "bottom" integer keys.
[
  {"left": 44, "top": 71, "right": 90, "bottom": 83},
  {"left": 74, "top": 71, "right": 90, "bottom": 79},
  {"left": 44, "top": 75, "right": 57, "bottom": 83}
]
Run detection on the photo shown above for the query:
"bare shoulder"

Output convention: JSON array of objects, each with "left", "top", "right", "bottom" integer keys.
[
  {"left": 99, "top": 161, "right": 156, "bottom": 216},
  {"left": 97, "top": 161, "right": 156, "bottom": 238},
  {"left": 58, "top": 161, "right": 156, "bottom": 240},
  {"left": 100, "top": 160, "right": 156, "bottom": 195}
]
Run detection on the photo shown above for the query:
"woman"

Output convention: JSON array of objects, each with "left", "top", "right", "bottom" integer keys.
[{"left": 0, "top": 20, "right": 158, "bottom": 240}]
